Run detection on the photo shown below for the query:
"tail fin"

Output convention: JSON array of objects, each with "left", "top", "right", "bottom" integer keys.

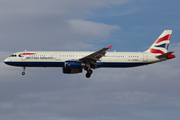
[{"left": 146, "top": 30, "right": 172, "bottom": 54}]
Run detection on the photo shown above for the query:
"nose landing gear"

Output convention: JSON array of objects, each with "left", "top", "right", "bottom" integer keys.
[{"left": 22, "top": 67, "right": 26, "bottom": 75}]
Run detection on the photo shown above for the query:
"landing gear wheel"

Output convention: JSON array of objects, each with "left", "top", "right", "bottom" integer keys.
[
  {"left": 88, "top": 69, "right": 93, "bottom": 74},
  {"left": 22, "top": 72, "right": 25, "bottom": 75},
  {"left": 86, "top": 69, "right": 93, "bottom": 78},
  {"left": 22, "top": 66, "right": 26, "bottom": 75},
  {"left": 86, "top": 73, "right": 91, "bottom": 78}
]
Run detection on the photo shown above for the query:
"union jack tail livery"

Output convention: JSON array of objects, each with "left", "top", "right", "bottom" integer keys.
[{"left": 146, "top": 30, "right": 172, "bottom": 54}]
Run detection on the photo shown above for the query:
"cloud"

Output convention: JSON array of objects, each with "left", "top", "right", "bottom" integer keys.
[
  {"left": 39, "top": 19, "right": 120, "bottom": 51},
  {"left": 0, "top": 0, "right": 124, "bottom": 51},
  {"left": 69, "top": 19, "right": 120, "bottom": 38},
  {"left": 0, "top": 0, "right": 130, "bottom": 18}
]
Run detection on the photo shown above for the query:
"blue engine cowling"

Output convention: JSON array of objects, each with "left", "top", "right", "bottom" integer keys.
[{"left": 64, "top": 61, "right": 85, "bottom": 68}]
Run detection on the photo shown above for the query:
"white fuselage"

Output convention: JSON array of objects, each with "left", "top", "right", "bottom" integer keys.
[{"left": 4, "top": 51, "right": 162, "bottom": 68}]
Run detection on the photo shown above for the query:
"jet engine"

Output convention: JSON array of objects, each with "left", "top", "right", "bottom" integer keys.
[{"left": 63, "top": 61, "right": 85, "bottom": 74}]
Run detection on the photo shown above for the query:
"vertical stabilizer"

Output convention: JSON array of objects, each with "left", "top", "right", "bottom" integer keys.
[{"left": 146, "top": 30, "right": 172, "bottom": 54}]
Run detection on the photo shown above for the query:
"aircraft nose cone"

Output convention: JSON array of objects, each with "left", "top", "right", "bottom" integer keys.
[{"left": 4, "top": 58, "right": 9, "bottom": 64}]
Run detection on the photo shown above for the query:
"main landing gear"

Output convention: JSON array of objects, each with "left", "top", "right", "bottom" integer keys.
[
  {"left": 85, "top": 68, "right": 93, "bottom": 78},
  {"left": 22, "top": 67, "right": 26, "bottom": 75},
  {"left": 84, "top": 63, "right": 93, "bottom": 78}
]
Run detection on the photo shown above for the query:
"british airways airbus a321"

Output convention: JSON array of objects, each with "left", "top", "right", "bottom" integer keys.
[{"left": 4, "top": 30, "right": 175, "bottom": 78}]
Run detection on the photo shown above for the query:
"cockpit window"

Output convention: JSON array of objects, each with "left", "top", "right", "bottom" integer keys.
[{"left": 10, "top": 54, "right": 17, "bottom": 57}]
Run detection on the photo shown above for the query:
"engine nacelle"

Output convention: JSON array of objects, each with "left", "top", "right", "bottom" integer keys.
[
  {"left": 64, "top": 61, "right": 85, "bottom": 68},
  {"left": 63, "top": 68, "right": 82, "bottom": 74}
]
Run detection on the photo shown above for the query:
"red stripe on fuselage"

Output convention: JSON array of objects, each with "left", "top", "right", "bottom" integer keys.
[
  {"left": 19, "top": 53, "right": 36, "bottom": 55},
  {"left": 155, "top": 34, "right": 171, "bottom": 44}
]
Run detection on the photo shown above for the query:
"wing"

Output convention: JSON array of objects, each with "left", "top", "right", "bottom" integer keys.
[{"left": 79, "top": 45, "right": 112, "bottom": 68}]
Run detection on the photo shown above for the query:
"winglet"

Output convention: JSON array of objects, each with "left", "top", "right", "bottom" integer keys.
[{"left": 108, "top": 45, "right": 112, "bottom": 49}]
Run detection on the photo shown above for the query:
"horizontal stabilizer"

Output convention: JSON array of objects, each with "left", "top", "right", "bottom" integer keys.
[{"left": 156, "top": 51, "right": 174, "bottom": 59}]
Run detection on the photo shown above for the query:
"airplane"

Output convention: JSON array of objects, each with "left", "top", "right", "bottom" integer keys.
[{"left": 4, "top": 30, "right": 175, "bottom": 78}]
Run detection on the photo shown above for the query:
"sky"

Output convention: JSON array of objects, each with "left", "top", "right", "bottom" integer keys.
[{"left": 0, "top": 0, "right": 180, "bottom": 120}]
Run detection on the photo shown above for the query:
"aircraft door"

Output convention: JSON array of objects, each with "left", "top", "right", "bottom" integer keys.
[
  {"left": 55, "top": 52, "right": 60, "bottom": 61},
  {"left": 143, "top": 53, "right": 148, "bottom": 62},
  {"left": 21, "top": 52, "right": 26, "bottom": 61}
]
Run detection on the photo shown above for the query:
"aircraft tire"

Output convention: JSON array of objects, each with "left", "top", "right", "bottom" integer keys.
[
  {"left": 22, "top": 72, "right": 25, "bottom": 75},
  {"left": 86, "top": 73, "right": 91, "bottom": 78}
]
